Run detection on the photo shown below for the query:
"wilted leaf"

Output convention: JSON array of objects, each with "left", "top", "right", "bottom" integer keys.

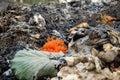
[
  {"left": 10, "top": 49, "right": 64, "bottom": 80},
  {"left": 68, "top": 22, "right": 88, "bottom": 33},
  {"left": 91, "top": 48, "right": 99, "bottom": 56},
  {"left": 99, "top": 13, "right": 117, "bottom": 24},
  {"left": 15, "top": 16, "right": 25, "bottom": 21}
]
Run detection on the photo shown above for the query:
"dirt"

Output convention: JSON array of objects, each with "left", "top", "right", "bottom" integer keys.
[{"left": 0, "top": 0, "right": 120, "bottom": 80}]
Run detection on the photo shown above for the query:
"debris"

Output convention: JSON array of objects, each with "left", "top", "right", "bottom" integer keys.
[
  {"left": 10, "top": 49, "right": 64, "bottom": 80},
  {"left": 15, "top": 16, "right": 25, "bottom": 21},
  {"left": 52, "top": 54, "right": 105, "bottom": 80},
  {"left": 98, "top": 43, "right": 120, "bottom": 62},
  {"left": 68, "top": 22, "right": 89, "bottom": 33},
  {"left": 52, "top": 54, "right": 120, "bottom": 80},
  {"left": 91, "top": 48, "right": 99, "bottom": 56},
  {"left": 52, "top": 30, "right": 66, "bottom": 40},
  {"left": 30, "top": 34, "right": 40, "bottom": 39},
  {"left": 99, "top": 13, "right": 117, "bottom": 26},
  {"left": 0, "top": 0, "right": 120, "bottom": 80},
  {"left": 108, "top": 31, "right": 120, "bottom": 46},
  {"left": 3, "top": 69, "right": 12, "bottom": 76},
  {"left": 40, "top": 36, "right": 67, "bottom": 53},
  {"left": 29, "top": 12, "right": 46, "bottom": 27}
]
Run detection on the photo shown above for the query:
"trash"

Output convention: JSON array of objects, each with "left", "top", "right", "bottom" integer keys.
[
  {"left": 0, "top": 0, "right": 120, "bottom": 80},
  {"left": 40, "top": 36, "right": 67, "bottom": 53},
  {"left": 108, "top": 31, "right": 120, "bottom": 45},
  {"left": 29, "top": 12, "right": 46, "bottom": 27},
  {"left": 30, "top": 34, "right": 40, "bottom": 39},
  {"left": 10, "top": 49, "right": 64, "bottom": 80},
  {"left": 99, "top": 13, "right": 120, "bottom": 27},
  {"left": 15, "top": 16, "right": 25, "bottom": 21},
  {"left": 52, "top": 54, "right": 120, "bottom": 80},
  {"left": 68, "top": 22, "right": 89, "bottom": 33},
  {"left": 3, "top": 69, "right": 12, "bottom": 76},
  {"left": 98, "top": 43, "right": 120, "bottom": 62}
]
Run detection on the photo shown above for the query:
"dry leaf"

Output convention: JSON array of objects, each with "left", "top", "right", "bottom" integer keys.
[
  {"left": 99, "top": 13, "right": 116, "bottom": 24},
  {"left": 68, "top": 22, "right": 89, "bottom": 33},
  {"left": 91, "top": 38, "right": 100, "bottom": 43},
  {"left": 91, "top": 48, "right": 99, "bottom": 56},
  {"left": 15, "top": 16, "right": 25, "bottom": 21}
]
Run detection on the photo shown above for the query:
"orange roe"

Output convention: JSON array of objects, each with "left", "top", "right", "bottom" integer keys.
[{"left": 40, "top": 36, "right": 67, "bottom": 53}]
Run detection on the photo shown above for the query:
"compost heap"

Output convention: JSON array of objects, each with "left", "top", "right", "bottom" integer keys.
[{"left": 0, "top": 0, "right": 120, "bottom": 80}]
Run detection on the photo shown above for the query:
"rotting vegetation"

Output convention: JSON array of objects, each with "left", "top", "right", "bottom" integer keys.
[{"left": 0, "top": 0, "right": 120, "bottom": 80}]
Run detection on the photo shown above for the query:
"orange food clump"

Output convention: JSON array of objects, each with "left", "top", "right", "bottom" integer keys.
[{"left": 40, "top": 36, "right": 67, "bottom": 53}]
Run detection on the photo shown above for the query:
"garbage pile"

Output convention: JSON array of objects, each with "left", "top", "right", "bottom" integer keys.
[{"left": 0, "top": 0, "right": 120, "bottom": 80}]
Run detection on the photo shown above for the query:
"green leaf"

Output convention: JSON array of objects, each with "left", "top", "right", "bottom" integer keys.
[{"left": 10, "top": 49, "right": 64, "bottom": 80}]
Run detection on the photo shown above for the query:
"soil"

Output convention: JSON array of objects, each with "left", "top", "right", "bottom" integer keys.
[{"left": 0, "top": 0, "right": 120, "bottom": 80}]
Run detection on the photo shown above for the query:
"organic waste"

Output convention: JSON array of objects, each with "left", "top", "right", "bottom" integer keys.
[
  {"left": 10, "top": 49, "right": 64, "bottom": 80},
  {"left": 40, "top": 36, "right": 67, "bottom": 53},
  {"left": 0, "top": 0, "right": 120, "bottom": 80}
]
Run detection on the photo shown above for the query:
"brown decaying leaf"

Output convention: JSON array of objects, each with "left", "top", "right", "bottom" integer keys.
[
  {"left": 91, "top": 38, "right": 100, "bottom": 43},
  {"left": 68, "top": 22, "right": 89, "bottom": 33},
  {"left": 91, "top": 48, "right": 99, "bottom": 56},
  {"left": 15, "top": 16, "right": 25, "bottom": 21},
  {"left": 99, "top": 13, "right": 117, "bottom": 24}
]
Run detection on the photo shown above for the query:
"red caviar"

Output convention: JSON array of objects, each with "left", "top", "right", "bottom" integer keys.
[{"left": 40, "top": 36, "right": 67, "bottom": 53}]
